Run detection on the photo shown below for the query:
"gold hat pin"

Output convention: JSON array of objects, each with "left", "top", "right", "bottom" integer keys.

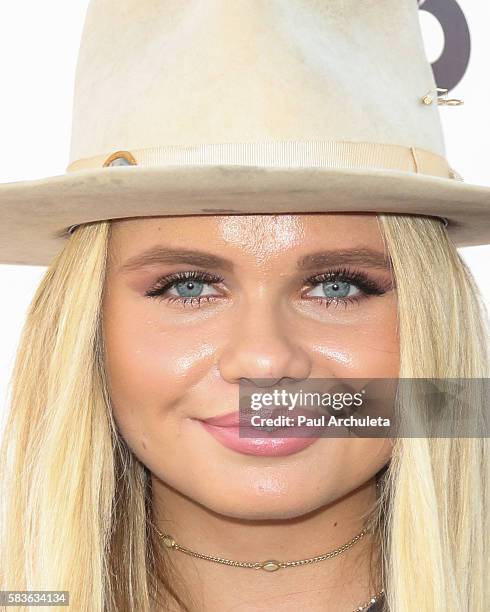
[{"left": 421, "top": 87, "right": 464, "bottom": 106}]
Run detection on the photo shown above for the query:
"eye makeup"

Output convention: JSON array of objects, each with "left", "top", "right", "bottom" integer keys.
[{"left": 143, "top": 265, "right": 393, "bottom": 310}]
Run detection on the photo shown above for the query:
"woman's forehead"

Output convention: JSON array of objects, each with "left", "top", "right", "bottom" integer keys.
[
  {"left": 106, "top": 213, "right": 388, "bottom": 274},
  {"left": 109, "top": 212, "right": 382, "bottom": 244}
]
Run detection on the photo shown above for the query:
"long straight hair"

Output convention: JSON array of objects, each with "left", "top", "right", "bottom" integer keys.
[{"left": 1, "top": 213, "right": 488, "bottom": 611}]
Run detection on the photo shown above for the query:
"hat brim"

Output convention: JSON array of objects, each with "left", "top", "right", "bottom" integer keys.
[{"left": 1, "top": 164, "right": 489, "bottom": 266}]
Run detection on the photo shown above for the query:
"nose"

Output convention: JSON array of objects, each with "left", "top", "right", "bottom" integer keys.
[{"left": 218, "top": 302, "right": 312, "bottom": 386}]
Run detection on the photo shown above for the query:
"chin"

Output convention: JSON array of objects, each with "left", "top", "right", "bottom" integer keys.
[{"left": 196, "top": 485, "right": 334, "bottom": 521}]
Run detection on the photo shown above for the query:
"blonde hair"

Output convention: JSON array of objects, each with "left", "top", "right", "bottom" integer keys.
[{"left": 0, "top": 214, "right": 488, "bottom": 611}]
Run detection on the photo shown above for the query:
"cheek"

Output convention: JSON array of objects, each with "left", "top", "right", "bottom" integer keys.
[
  {"left": 103, "top": 307, "right": 166, "bottom": 414},
  {"left": 102, "top": 295, "right": 215, "bottom": 431},
  {"left": 310, "top": 295, "right": 400, "bottom": 377}
]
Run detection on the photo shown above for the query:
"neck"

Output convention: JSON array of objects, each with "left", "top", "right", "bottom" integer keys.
[{"left": 151, "top": 477, "right": 382, "bottom": 611}]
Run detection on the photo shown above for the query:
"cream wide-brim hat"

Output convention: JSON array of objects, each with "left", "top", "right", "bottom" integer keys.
[{"left": 1, "top": 0, "right": 489, "bottom": 267}]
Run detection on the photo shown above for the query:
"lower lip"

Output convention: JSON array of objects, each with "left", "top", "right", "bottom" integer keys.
[{"left": 195, "top": 420, "right": 322, "bottom": 457}]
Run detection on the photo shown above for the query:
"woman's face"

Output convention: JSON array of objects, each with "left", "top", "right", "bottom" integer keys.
[{"left": 103, "top": 213, "right": 398, "bottom": 519}]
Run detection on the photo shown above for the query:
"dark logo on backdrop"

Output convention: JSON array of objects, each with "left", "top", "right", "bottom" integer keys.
[{"left": 418, "top": 0, "right": 471, "bottom": 91}]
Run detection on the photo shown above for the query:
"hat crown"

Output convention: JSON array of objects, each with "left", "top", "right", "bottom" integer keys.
[
  {"left": 69, "top": 0, "right": 446, "bottom": 165},
  {"left": 2, "top": 0, "right": 489, "bottom": 267}
]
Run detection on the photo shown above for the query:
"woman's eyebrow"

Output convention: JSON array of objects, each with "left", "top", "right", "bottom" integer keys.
[
  {"left": 118, "top": 246, "right": 391, "bottom": 274},
  {"left": 118, "top": 247, "right": 235, "bottom": 273},
  {"left": 297, "top": 248, "right": 391, "bottom": 270}
]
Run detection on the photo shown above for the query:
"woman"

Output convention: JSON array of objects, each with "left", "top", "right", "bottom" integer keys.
[
  {"left": 0, "top": 1, "right": 489, "bottom": 610},
  {"left": 1, "top": 210, "right": 488, "bottom": 611}
]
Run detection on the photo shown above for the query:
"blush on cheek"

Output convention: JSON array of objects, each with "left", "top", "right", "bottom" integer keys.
[
  {"left": 102, "top": 293, "right": 213, "bottom": 437},
  {"left": 311, "top": 324, "right": 399, "bottom": 379}
]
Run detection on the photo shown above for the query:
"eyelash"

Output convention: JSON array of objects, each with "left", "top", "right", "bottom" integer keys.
[
  {"left": 145, "top": 270, "right": 225, "bottom": 307},
  {"left": 144, "top": 266, "right": 390, "bottom": 309},
  {"left": 301, "top": 266, "right": 389, "bottom": 309}
]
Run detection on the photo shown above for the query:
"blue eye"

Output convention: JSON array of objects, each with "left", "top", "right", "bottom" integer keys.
[
  {"left": 145, "top": 270, "right": 224, "bottom": 306},
  {"left": 301, "top": 267, "right": 390, "bottom": 308},
  {"left": 144, "top": 266, "right": 391, "bottom": 309},
  {"left": 318, "top": 280, "right": 358, "bottom": 299},
  {"left": 172, "top": 280, "right": 211, "bottom": 298}
]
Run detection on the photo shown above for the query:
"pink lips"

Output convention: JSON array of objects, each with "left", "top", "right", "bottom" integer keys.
[
  {"left": 194, "top": 408, "right": 325, "bottom": 457},
  {"left": 200, "top": 410, "right": 247, "bottom": 427}
]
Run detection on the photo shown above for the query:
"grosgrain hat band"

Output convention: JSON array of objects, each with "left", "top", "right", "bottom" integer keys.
[
  {"left": 66, "top": 140, "right": 457, "bottom": 235},
  {"left": 66, "top": 140, "right": 462, "bottom": 181}
]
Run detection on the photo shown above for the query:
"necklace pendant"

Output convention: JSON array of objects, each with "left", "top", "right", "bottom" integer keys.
[
  {"left": 260, "top": 560, "right": 282, "bottom": 572},
  {"left": 162, "top": 535, "right": 176, "bottom": 548}
]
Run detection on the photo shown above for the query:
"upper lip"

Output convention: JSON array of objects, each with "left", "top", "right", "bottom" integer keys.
[
  {"left": 198, "top": 411, "right": 241, "bottom": 427},
  {"left": 197, "top": 408, "right": 323, "bottom": 427}
]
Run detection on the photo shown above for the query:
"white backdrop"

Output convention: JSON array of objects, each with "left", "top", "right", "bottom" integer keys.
[{"left": 0, "top": 1, "right": 489, "bottom": 419}]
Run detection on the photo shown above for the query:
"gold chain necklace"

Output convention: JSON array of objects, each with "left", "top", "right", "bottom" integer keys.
[{"left": 154, "top": 526, "right": 384, "bottom": 611}]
